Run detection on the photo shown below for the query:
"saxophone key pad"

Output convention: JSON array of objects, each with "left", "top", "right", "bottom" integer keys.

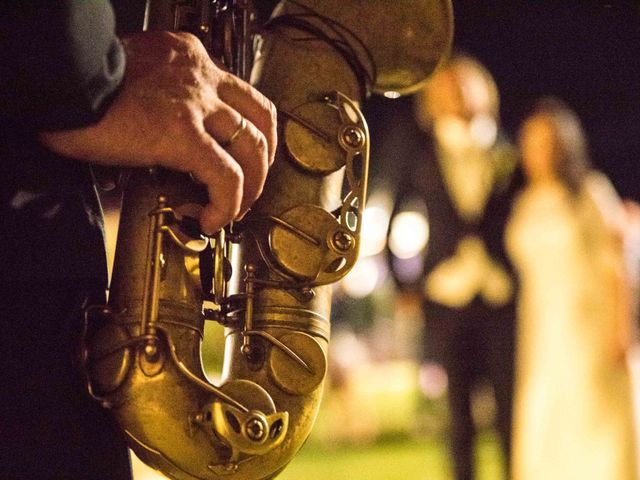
[{"left": 268, "top": 332, "right": 327, "bottom": 396}]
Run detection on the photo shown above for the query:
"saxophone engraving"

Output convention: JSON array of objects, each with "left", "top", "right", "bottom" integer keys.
[{"left": 82, "top": 1, "right": 452, "bottom": 479}]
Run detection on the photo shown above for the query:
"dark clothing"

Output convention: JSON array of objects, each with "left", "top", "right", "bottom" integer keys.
[
  {"left": 0, "top": 2, "right": 130, "bottom": 478},
  {"left": 0, "top": 144, "right": 109, "bottom": 284},
  {"left": 1, "top": 0, "right": 125, "bottom": 283},
  {"left": 389, "top": 130, "right": 519, "bottom": 480},
  {"left": 424, "top": 299, "right": 515, "bottom": 480},
  {"left": 394, "top": 135, "right": 518, "bottom": 288},
  {"left": 0, "top": 283, "right": 132, "bottom": 479},
  {"left": 0, "top": 2, "right": 125, "bottom": 131}
]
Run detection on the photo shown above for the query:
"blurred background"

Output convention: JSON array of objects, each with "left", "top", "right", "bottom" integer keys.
[{"left": 105, "top": 1, "right": 640, "bottom": 479}]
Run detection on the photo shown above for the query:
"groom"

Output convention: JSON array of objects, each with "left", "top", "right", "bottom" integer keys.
[{"left": 390, "top": 55, "right": 520, "bottom": 480}]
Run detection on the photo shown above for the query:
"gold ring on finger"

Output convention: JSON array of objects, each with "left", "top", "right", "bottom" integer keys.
[{"left": 221, "top": 116, "right": 247, "bottom": 149}]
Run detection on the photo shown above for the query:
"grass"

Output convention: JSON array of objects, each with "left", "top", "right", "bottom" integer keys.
[
  {"left": 278, "top": 433, "right": 504, "bottom": 480},
  {"left": 132, "top": 432, "right": 503, "bottom": 480}
]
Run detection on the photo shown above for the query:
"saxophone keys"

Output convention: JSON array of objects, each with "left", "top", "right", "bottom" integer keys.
[
  {"left": 207, "top": 380, "right": 289, "bottom": 458},
  {"left": 268, "top": 332, "right": 327, "bottom": 396},
  {"left": 270, "top": 205, "right": 355, "bottom": 283},
  {"left": 283, "top": 102, "right": 344, "bottom": 174},
  {"left": 84, "top": 321, "right": 133, "bottom": 396}
]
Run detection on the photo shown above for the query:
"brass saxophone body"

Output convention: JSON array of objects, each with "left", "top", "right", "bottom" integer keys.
[{"left": 83, "top": 1, "right": 452, "bottom": 479}]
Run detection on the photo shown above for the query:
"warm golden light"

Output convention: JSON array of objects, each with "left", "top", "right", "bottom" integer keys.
[
  {"left": 389, "top": 211, "right": 430, "bottom": 259},
  {"left": 360, "top": 205, "right": 391, "bottom": 258},
  {"left": 342, "top": 256, "right": 381, "bottom": 298}
]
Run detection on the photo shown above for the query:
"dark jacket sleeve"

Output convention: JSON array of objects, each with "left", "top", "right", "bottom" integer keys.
[{"left": 0, "top": 1, "right": 125, "bottom": 131}]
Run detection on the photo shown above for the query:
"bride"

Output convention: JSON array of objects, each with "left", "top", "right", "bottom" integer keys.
[{"left": 506, "top": 98, "right": 637, "bottom": 480}]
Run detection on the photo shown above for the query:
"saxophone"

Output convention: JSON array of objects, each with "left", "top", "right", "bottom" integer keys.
[{"left": 83, "top": 1, "right": 452, "bottom": 479}]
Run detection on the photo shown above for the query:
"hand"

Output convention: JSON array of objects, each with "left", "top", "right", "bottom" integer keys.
[{"left": 39, "top": 31, "right": 277, "bottom": 234}]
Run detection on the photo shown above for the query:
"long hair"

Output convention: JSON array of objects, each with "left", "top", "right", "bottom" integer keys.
[{"left": 524, "top": 97, "right": 591, "bottom": 193}]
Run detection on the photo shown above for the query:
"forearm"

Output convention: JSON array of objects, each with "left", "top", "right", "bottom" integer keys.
[
  {"left": 612, "top": 245, "right": 633, "bottom": 364},
  {"left": 0, "top": 1, "right": 125, "bottom": 131}
]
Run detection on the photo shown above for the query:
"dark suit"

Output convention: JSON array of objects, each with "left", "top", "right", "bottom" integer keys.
[
  {"left": 0, "top": 2, "right": 130, "bottom": 478},
  {"left": 391, "top": 132, "right": 520, "bottom": 480}
]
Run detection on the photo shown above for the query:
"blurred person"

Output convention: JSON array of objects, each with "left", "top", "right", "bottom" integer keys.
[
  {"left": 506, "top": 98, "right": 637, "bottom": 480},
  {"left": 390, "top": 55, "right": 520, "bottom": 480},
  {"left": 0, "top": 2, "right": 276, "bottom": 479}
]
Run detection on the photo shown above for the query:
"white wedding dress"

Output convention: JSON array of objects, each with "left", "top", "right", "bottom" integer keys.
[{"left": 506, "top": 175, "right": 637, "bottom": 480}]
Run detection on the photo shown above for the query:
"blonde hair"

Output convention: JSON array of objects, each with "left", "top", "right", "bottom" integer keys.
[{"left": 414, "top": 54, "right": 500, "bottom": 129}]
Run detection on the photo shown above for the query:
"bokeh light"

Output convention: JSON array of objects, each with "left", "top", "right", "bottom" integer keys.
[
  {"left": 360, "top": 192, "right": 392, "bottom": 258},
  {"left": 388, "top": 211, "right": 430, "bottom": 259},
  {"left": 342, "top": 256, "right": 382, "bottom": 299}
]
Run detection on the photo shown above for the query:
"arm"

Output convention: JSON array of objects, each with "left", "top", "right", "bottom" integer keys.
[
  {"left": 0, "top": 1, "right": 125, "bottom": 130},
  {"left": 609, "top": 233, "right": 634, "bottom": 365},
  {"left": 1, "top": 2, "right": 277, "bottom": 235},
  {"left": 585, "top": 174, "right": 634, "bottom": 363}
]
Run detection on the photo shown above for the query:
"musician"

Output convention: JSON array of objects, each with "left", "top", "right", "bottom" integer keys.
[
  {"left": 390, "top": 55, "right": 519, "bottom": 480},
  {"left": 0, "top": 2, "right": 276, "bottom": 478}
]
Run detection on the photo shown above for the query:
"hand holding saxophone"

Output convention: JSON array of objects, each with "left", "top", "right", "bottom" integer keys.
[{"left": 39, "top": 31, "right": 277, "bottom": 234}]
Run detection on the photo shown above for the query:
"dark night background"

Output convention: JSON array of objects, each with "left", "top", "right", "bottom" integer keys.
[{"left": 365, "top": 0, "right": 640, "bottom": 200}]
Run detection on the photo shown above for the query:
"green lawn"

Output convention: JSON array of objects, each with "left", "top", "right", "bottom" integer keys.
[
  {"left": 132, "top": 433, "right": 503, "bottom": 480},
  {"left": 279, "top": 433, "right": 504, "bottom": 480},
  {"left": 277, "top": 360, "right": 505, "bottom": 480}
]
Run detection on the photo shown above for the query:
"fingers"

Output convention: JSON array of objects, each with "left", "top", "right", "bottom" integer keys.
[
  {"left": 203, "top": 102, "right": 269, "bottom": 216},
  {"left": 120, "top": 33, "right": 277, "bottom": 234},
  {"left": 218, "top": 74, "right": 278, "bottom": 166},
  {"left": 187, "top": 134, "right": 244, "bottom": 235}
]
